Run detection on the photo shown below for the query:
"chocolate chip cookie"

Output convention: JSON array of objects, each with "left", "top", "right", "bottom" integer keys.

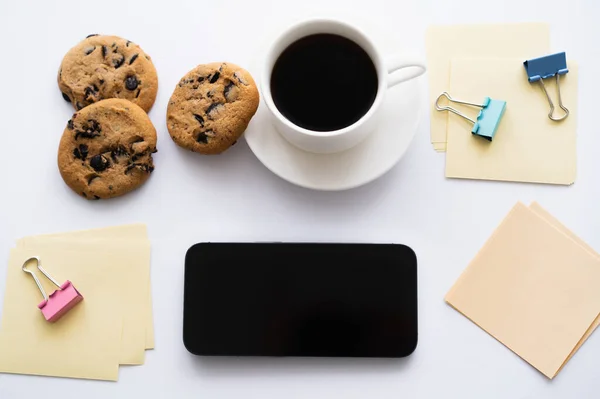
[
  {"left": 58, "top": 99, "right": 157, "bottom": 200},
  {"left": 58, "top": 34, "right": 158, "bottom": 112},
  {"left": 166, "top": 62, "right": 259, "bottom": 154}
]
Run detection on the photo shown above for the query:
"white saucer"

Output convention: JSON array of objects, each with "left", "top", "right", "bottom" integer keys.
[{"left": 245, "top": 77, "right": 424, "bottom": 191}]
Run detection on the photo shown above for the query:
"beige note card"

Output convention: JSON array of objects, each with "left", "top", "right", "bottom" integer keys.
[
  {"left": 425, "top": 23, "right": 550, "bottom": 151},
  {"left": 445, "top": 202, "right": 600, "bottom": 379},
  {"left": 0, "top": 248, "right": 122, "bottom": 381},
  {"left": 16, "top": 239, "right": 150, "bottom": 365},
  {"left": 445, "top": 57, "right": 578, "bottom": 185},
  {"left": 17, "top": 224, "right": 155, "bottom": 350},
  {"left": 528, "top": 202, "right": 600, "bottom": 370}
]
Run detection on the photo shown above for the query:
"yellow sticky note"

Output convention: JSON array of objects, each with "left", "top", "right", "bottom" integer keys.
[
  {"left": 17, "top": 224, "right": 154, "bottom": 350},
  {"left": 445, "top": 58, "right": 577, "bottom": 185},
  {"left": 17, "top": 239, "right": 150, "bottom": 365},
  {"left": 0, "top": 248, "right": 122, "bottom": 381},
  {"left": 426, "top": 23, "right": 550, "bottom": 151},
  {"left": 445, "top": 202, "right": 600, "bottom": 379}
]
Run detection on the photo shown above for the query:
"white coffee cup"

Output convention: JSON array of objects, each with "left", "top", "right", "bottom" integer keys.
[{"left": 261, "top": 18, "right": 426, "bottom": 154}]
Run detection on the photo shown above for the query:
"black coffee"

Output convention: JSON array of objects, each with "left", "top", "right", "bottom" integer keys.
[{"left": 270, "top": 34, "right": 378, "bottom": 132}]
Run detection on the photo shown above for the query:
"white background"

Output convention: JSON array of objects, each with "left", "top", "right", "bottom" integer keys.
[{"left": 0, "top": 0, "right": 598, "bottom": 398}]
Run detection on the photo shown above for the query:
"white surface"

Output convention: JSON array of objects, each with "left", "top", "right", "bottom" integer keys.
[{"left": 0, "top": 0, "right": 598, "bottom": 398}]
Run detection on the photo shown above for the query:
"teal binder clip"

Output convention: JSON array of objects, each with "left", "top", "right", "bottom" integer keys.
[
  {"left": 524, "top": 52, "right": 569, "bottom": 121},
  {"left": 435, "top": 92, "right": 506, "bottom": 141}
]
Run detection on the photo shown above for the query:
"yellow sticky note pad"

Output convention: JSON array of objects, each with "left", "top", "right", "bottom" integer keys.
[
  {"left": 16, "top": 239, "right": 150, "bottom": 365},
  {"left": 445, "top": 202, "right": 600, "bottom": 379},
  {"left": 0, "top": 248, "right": 123, "bottom": 381},
  {"left": 17, "top": 224, "right": 154, "bottom": 350},
  {"left": 445, "top": 58, "right": 578, "bottom": 185},
  {"left": 425, "top": 23, "right": 550, "bottom": 150}
]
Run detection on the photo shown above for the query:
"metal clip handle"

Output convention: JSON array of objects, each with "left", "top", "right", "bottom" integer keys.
[
  {"left": 22, "top": 257, "right": 62, "bottom": 301},
  {"left": 435, "top": 92, "right": 486, "bottom": 124},
  {"left": 538, "top": 74, "right": 569, "bottom": 121}
]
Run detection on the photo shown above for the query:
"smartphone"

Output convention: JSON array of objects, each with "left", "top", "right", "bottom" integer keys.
[{"left": 183, "top": 243, "right": 417, "bottom": 358}]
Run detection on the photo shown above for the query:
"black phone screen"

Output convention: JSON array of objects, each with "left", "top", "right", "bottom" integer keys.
[{"left": 183, "top": 243, "right": 418, "bottom": 358}]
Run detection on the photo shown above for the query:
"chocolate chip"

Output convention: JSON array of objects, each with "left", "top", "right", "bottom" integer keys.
[
  {"left": 62, "top": 92, "right": 71, "bottom": 103},
  {"left": 197, "top": 76, "right": 205, "bottom": 82},
  {"left": 196, "top": 130, "right": 214, "bottom": 144},
  {"left": 111, "top": 42, "right": 116, "bottom": 48},
  {"left": 125, "top": 75, "right": 138, "bottom": 91},
  {"left": 86, "top": 34, "right": 99, "bottom": 38},
  {"left": 102, "top": 45, "right": 107, "bottom": 58},
  {"left": 110, "top": 145, "right": 129, "bottom": 163},
  {"left": 233, "top": 71, "right": 248, "bottom": 85},
  {"left": 73, "top": 144, "right": 89, "bottom": 160},
  {"left": 84, "top": 46, "right": 96, "bottom": 55},
  {"left": 67, "top": 119, "right": 74, "bottom": 130},
  {"left": 75, "top": 119, "right": 101, "bottom": 140},
  {"left": 84, "top": 85, "right": 99, "bottom": 101},
  {"left": 99, "top": 79, "right": 105, "bottom": 85},
  {"left": 75, "top": 131, "right": 100, "bottom": 140},
  {"left": 90, "top": 154, "right": 109, "bottom": 172},
  {"left": 152, "top": 148, "right": 157, "bottom": 153},
  {"left": 224, "top": 80, "right": 239, "bottom": 102},
  {"left": 87, "top": 174, "right": 99, "bottom": 185},
  {"left": 124, "top": 163, "right": 151, "bottom": 174},
  {"left": 93, "top": 195, "right": 100, "bottom": 200},
  {"left": 136, "top": 89, "right": 141, "bottom": 98},
  {"left": 206, "top": 103, "right": 224, "bottom": 120},
  {"left": 209, "top": 72, "right": 220, "bottom": 83},
  {"left": 113, "top": 54, "right": 125, "bottom": 69},
  {"left": 129, "top": 53, "right": 139, "bottom": 65},
  {"left": 193, "top": 114, "right": 205, "bottom": 127},
  {"left": 125, "top": 163, "right": 136, "bottom": 174},
  {"left": 207, "top": 90, "right": 214, "bottom": 98},
  {"left": 126, "top": 40, "right": 131, "bottom": 47},
  {"left": 78, "top": 144, "right": 89, "bottom": 160},
  {"left": 108, "top": 185, "right": 113, "bottom": 190},
  {"left": 82, "top": 192, "right": 87, "bottom": 198},
  {"left": 145, "top": 55, "right": 150, "bottom": 61}
]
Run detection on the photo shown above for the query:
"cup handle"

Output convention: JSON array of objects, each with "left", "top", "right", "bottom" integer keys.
[{"left": 386, "top": 57, "right": 427, "bottom": 88}]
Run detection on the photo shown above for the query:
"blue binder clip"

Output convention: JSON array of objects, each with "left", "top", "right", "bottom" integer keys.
[
  {"left": 524, "top": 52, "right": 569, "bottom": 121},
  {"left": 435, "top": 92, "right": 506, "bottom": 141}
]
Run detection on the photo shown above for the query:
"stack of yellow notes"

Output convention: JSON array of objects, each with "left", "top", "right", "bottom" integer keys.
[
  {"left": 0, "top": 224, "right": 153, "bottom": 381},
  {"left": 446, "top": 203, "right": 600, "bottom": 379},
  {"left": 426, "top": 23, "right": 578, "bottom": 186}
]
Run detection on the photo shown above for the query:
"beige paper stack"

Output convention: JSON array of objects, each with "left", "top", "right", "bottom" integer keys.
[
  {"left": 0, "top": 224, "right": 154, "bottom": 381},
  {"left": 425, "top": 24, "right": 578, "bottom": 185},
  {"left": 446, "top": 202, "right": 600, "bottom": 379}
]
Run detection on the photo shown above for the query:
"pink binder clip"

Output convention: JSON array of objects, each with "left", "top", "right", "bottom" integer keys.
[{"left": 22, "top": 257, "right": 83, "bottom": 322}]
